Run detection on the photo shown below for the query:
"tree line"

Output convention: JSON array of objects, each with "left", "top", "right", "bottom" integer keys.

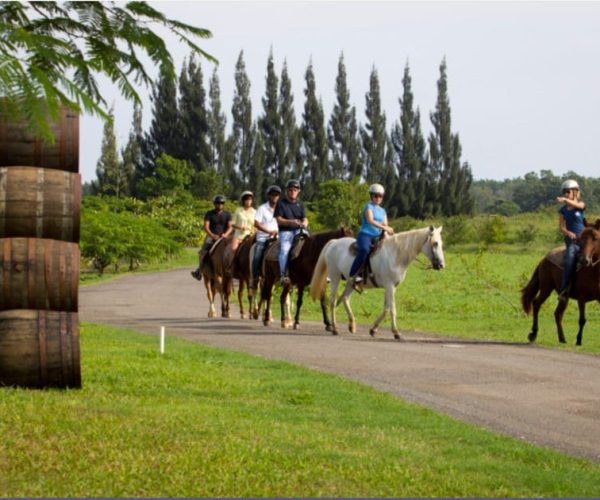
[{"left": 92, "top": 51, "right": 474, "bottom": 218}]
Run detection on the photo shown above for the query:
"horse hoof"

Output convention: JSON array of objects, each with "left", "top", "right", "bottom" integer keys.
[
  {"left": 263, "top": 320, "right": 270, "bottom": 327},
  {"left": 331, "top": 330, "right": 339, "bottom": 336},
  {"left": 394, "top": 333, "right": 404, "bottom": 341},
  {"left": 293, "top": 323, "right": 299, "bottom": 330},
  {"left": 348, "top": 326, "right": 356, "bottom": 334},
  {"left": 559, "top": 338, "right": 566, "bottom": 344},
  {"left": 325, "top": 325, "right": 334, "bottom": 332},
  {"left": 208, "top": 312, "right": 216, "bottom": 318},
  {"left": 369, "top": 329, "right": 377, "bottom": 337},
  {"left": 527, "top": 333, "right": 537, "bottom": 343}
]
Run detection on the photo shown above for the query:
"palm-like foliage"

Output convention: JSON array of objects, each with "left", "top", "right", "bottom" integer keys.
[{"left": 0, "top": 1, "right": 215, "bottom": 141}]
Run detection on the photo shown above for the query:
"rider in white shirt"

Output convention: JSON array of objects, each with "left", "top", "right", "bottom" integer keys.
[{"left": 251, "top": 185, "right": 281, "bottom": 290}]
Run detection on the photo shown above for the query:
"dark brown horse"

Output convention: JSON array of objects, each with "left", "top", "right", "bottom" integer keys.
[
  {"left": 201, "top": 236, "right": 234, "bottom": 318},
  {"left": 261, "top": 227, "right": 353, "bottom": 329},
  {"left": 521, "top": 219, "right": 600, "bottom": 345},
  {"left": 231, "top": 234, "right": 256, "bottom": 319}
]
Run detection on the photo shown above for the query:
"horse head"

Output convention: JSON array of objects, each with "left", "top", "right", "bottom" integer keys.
[
  {"left": 422, "top": 225, "right": 445, "bottom": 270},
  {"left": 579, "top": 220, "right": 600, "bottom": 267}
]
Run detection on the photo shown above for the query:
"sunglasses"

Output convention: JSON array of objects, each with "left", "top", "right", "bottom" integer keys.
[{"left": 372, "top": 194, "right": 383, "bottom": 198}]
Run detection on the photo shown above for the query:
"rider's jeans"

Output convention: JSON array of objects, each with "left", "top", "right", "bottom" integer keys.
[
  {"left": 279, "top": 229, "right": 300, "bottom": 276},
  {"left": 252, "top": 239, "right": 268, "bottom": 285},
  {"left": 350, "top": 232, "right": 375, "bottom": 277},
  {"left": 559, "top": 239, "right": 581, "bottom": 293}
]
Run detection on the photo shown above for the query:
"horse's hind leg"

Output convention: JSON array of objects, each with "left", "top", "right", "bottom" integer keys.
[
  {"left": 329, "top": 279, "right": 341, "bottom": 335},
  {"left": 528, "top": 286, "right": 552, "bottom": 343},
  {"left": 370, "top": 285, "right": 393, "bottom": 338},
  {"left": 576, "top": 300, "right": 586, "bottom": 346},
  {"left": 205, "top": 280, "right": 216, "bottom": 318},
  {"left": 340, "top": 282, "right": 356, "bottom": 334},
  {"left": 280, "top": 285, "right": 293, "bottom": 329},
  {"left": 388, "top": 286, "right": 402, "bottom": 340},
  {"left": 321, "top": 295, "right": 333, "bottom": 332},
  {"left": 553, "top": 299, "right": 568, "bottom": 344},
  {"left": 238, "top": 280, "right": 245, "bottom": 319},
  {"left": 293, "top": 286, "right": 305, "bottom": 330}
]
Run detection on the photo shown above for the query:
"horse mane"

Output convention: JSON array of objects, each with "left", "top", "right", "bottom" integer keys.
[{"left": 385, "top": 227, "right": 430, "bottom": 263}]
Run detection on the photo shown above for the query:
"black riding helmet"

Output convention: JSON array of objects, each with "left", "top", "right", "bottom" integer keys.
[
  {"left": 267, "top": 185, "right": 282, "bottom": 196},
  {"left": 286, "top": 179, "right": 300, "bottom": 190},
  {"left": 213, "top": 195, "right": 226, "bottom": 204}
]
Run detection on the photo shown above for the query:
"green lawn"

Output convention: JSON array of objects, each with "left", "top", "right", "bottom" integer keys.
[{"left": 1, "top": 323, "right": 598, "bottom": 497}]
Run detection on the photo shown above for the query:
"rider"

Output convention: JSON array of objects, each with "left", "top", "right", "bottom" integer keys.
[
  {"left": 275, "top": 179, "right": 308, "bottom": 286},
  {"left": 349, "top": 183, "right": 394, "bottom": 287},
  {"left": 251, "top": 185, "right": 281, "bottom": 291},
  {"left": 190, "top": 194, "right": 233, "bottom": 281},
  {"left": 557, "top": 179, "right": 586, "bottom": 302},
  {"left": 230, "top": 191, "right": 256, "bottom": 256}
]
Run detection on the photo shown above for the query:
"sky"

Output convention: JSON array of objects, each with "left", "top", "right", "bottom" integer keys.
[{"left": 79, "top": 1, "right": 600, "bottom": 184}]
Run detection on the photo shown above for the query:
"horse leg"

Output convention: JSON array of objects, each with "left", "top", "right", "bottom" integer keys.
[
  {"left": 293, "top": 286, "right": 304, "bottom": 330},
  {"left": 262, "top": 282, "right": 272, "bottom": 327},
  {"left": 553, "top": 298, "right": 568, "bottom": 344},
  {"left": 528, "top": 286, "right": 552, "bottom": 343},
  {"left": 329, "top": 279, "right": 341, "bottom": 335},
  {"left": 321, "top": 295, "right": 333, "bottom": 332},
  {"left": 280, "top": 284, "right": 292, "bottom": 329},
  {"left": 370, "top": 285, "right": 393, "bottom": 338},
  {"left": 388, "top": 286, "right": 403, "bottom": 341},
  {"left": 576, "top": 300, "right": 586, "bottom": 346},
  {"left": 238, "top": 279, "right": 245, "bottom": 319},
  {"left": 205, "top": 280, "right": 216, "bottom": 318},
  {"left": 340, "top": 281, "right": 356, "bottom": 334}
]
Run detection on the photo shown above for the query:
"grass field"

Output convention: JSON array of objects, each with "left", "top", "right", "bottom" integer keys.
[{"left": 1, "top": 324, "right": 599, "bottom": 497}]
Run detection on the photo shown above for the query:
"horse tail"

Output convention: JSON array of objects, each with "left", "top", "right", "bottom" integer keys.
[
  {"left": 309, "top": 240, "right": 333, "bottom": 300},
  {"left": 521, "top": 263, "right": 541, "bottom": 315}
]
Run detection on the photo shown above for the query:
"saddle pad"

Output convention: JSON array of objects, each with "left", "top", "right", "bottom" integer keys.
[
  {"left": 546, "top": 246, "right": 565, "bottom": 269},
  {"left": 264, "top": 240, "right": 280, "bottom": 262}
]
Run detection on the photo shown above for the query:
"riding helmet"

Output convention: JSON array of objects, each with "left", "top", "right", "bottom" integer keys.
[
  {"left": 266, "top": 185, "right": 282, "bottom": 196},
  {"left": 286, "top": 179, "right": 301, "bottom": 190},
  {"left": 561, "top": 179, "right": 580, "bottom": 192},
  {"left": 240, "top": 190, "right": 254, "bottom": 201},
  {"left": 213, "top": 195, "right": 226, "bottom": 204},
  {"left": 369, "top": 183, "right": 385, "bottom": 195}
]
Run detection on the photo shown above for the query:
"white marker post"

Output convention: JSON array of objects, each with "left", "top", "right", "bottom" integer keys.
[{"left": 160, "top": 326, "right": 165, "bottom": 354}]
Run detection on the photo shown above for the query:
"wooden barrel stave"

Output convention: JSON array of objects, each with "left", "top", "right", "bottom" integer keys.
[
  {"left": 0, "top": 238, "right": 79, "bottom": 311},
  {"left": 0, "top": 167, "right": 80, "bottom": 241},
  {"left": 0, "top": 107, "right": 79, "bottom": 172},
  {"left": 0, "top": 309, "right": 81, "bottom": 388}
]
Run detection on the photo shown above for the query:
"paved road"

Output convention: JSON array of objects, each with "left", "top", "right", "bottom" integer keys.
[{"left": 80, "top": 268, "right": 600, "bottom": 463}]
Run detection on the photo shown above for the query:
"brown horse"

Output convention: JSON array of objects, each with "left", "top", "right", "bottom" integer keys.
[
  {"left": 201, "top": 236, "right": 234, "bottom": 318},
  {"left": 231, "top": 235, "right": 256, "bottom": 319},
  {"left": 261, "top": 227, "right": 353, "bottom": 329},
  {"left": 521, "top": 219, "right": 600, "bottom": 346}
]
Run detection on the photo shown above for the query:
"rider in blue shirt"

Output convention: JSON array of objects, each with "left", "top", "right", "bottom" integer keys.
[
  {"left": 349, "top": 183, "right": 395, "bottom": 286},
  {"left": 557, "top": 179, "right": 586, "bottom": 302}
]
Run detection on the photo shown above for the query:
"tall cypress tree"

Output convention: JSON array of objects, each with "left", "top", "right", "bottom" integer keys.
[
  {"left": 122, "top": 102, "right": 142, "bottom": 197},
  {"left": 207, "top": 67, "right": 227, "bottom": 176},
  {"left": 391, "top": 63, "right": 429, "bottom": 217},
  {"left": 249, "top": 124, "right": 266, "bottom": 198},
  {"left": 278, "top": 60, "right": 301, "bottom": 187},
  {"left": 300, "top": 60, "right": 328, "bottom": 200},
  {"left": 94, "top": 107, "right": 127, "bottom": 196},
  {"left": 361, "top": 67, "right": 389, "bottom": 185},
  {"left": 178, "top": 56, "right": 211, "bottom": 172},
  {"left": 231, "top": 51, "right": 254, "bottom": 188},
  {"left": 258, "top": 49, "right": 281, "bottom": 188},
  {"left": 328, "top": 53, "right": 361, "bottom": 180},
  {"left": 428, "top": 58, "right": 474, "bottom": 216},
  {"left": 141, "top": 67, "right": 179, "bottom": 182}
]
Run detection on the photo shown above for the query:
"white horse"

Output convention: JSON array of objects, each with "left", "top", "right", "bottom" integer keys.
[{"left": 309, "top": 226, "right": 445, "bottom": 339}]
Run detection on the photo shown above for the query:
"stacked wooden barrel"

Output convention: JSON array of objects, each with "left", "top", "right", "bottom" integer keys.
[{"left": 0, "top": 107, "right": 81, "bottom": 388}]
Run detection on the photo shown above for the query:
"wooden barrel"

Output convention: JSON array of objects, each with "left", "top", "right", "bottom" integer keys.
[
  {"left": 0, "top": 107, "right": 79, "bottom": 172},
  {"left": 0, "top": 238, "right": 79, "bottom": 311},
  {"left": 0, "top": 309, "right": 80, "bottom": 388},
  {"left": 0, "top": 167, "right": 81, "bottom": 242}
]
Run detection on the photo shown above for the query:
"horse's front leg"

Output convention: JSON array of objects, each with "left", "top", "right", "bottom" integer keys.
[
  {"left": 340, "top": 281, "right": 356, "bottom": 334},
  {"left": 262, "top": 283, "right": 273, "bottom": 326},
  {"left": 321, "top": 294, "right": 333, "bottom": 332},
  {"left": 553, "top": 297, "right": 568, "bottom": 343},
  {"left": 293, "top": 286, "right": 305, "bottom": 330},
  {"left": 370, "top": 285, "right": 394, "bottom": 339},
  {"left": 237, "top": 279, "right": 245, "bottom": 319},
  {"left": 280, "top": 284, "right": 293, "bottom": 329},
  {"left": 205, "top": 280, "right": 216, "bottom": 318},
  {"left": 329, "top": 279, "right": 341, "bottom": 335},
  {"left": 576, "top": 299, "right": 586, "bottom": 346}
]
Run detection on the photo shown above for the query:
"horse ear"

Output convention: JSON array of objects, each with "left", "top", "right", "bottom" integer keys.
[
  {"left": 429, "top": 225, "right": 434, "bottom": 233},
  {"left": 438, "top": 225, "right": 443, "bottom": 233}
]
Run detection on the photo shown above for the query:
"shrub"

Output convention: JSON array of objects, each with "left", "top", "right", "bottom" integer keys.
[
  {"left": 482, "top": 215, "right": 508, "bottom": 244},
  {"left": 313, "top": 179, "right": 367, "bottom": 230},
  {"left": 443, "top": 215, "right": 475, "bottom": 246}
]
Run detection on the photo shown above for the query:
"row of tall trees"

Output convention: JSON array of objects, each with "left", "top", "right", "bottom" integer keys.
[{"left": 93, "top": 51, "right": 474, "bottom": 218}]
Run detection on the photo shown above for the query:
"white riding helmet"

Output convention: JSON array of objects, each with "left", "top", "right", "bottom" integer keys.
[
  {"left": 240, "top": 190, "right": 254, "bottom": 201},
  {"left": 369, "top": 183, "right": 385, "bottom": 195},
  {"left": 561, "top": 179, "right": 580, "bottom": 192}
]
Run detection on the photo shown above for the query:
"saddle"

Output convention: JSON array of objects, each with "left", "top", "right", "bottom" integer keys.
[
  {"left": 348, "top": 234, "right": 386, "bottom": 283},
  {"left": 264, "top": 231, "right": 308, "bottom": 263},
  {"left": 546, "top": 246, "right": 566, "bottom": 270}
]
